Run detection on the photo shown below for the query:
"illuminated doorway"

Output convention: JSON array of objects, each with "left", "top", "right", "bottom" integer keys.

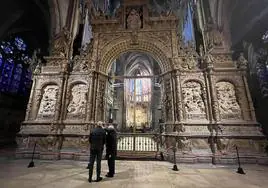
[{"left": 107, "top": 52, "right": 161, "bottom": 132}]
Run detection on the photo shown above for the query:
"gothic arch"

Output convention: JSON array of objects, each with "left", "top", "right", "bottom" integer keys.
[{"left": 99, "top": 39, "right": 172, "bottom": 74}]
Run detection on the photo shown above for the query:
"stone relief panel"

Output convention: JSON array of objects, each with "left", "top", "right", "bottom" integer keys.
[
  {"left": 37, "top": 85, "right": 59, "bottom": 118},
  {"left": 182, "top": 81, "right": 206, "bottom": 120},
  {"left": 66, "top": 84, "right": 88, "bottom": 119},
  {"left": 216, "top": 82, "right": 242, "bottom": 120}
]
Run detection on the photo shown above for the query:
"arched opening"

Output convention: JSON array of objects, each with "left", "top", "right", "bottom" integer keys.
[{"left": 106, "top": 51, "right": 162, "bottom": 133}]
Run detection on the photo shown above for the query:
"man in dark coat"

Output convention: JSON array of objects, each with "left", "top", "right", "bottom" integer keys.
[
  {"left": 105, "top": 125, "right": 117, "bottom": 177},
  {"left": 88, "top": 122, "right": 106, "bottom": 183}
]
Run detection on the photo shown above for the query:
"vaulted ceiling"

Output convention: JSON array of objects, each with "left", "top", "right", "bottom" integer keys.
[{"left": 0, "top": 0, "right": 267, "bottom": 53}]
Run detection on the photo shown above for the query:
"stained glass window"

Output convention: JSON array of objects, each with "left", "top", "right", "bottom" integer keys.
[
  {"left": 0, "top": 37, "right": 32, "bottom": 96},
  {"left": 127, "top": 78, "right": 151, "bottom": 102}
]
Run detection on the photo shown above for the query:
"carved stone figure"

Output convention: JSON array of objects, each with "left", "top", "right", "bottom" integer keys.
[
  {"left": 73, "top": 60, "right": 89, "bottom": 72},
  {"left": 206, "top": 21, "right": 224, "bottom": 48},
  {"left": 51, "top": 27, "right": 71, "bottom": 57},
  {"left": 126, "top": 9, "right": 142, "bottom": 30},
  {"left": 181, "top": 55, "right": 197, "bottom": 70},
  {"left": 216, "top": 137, "right": 230, "bottom": 154},
  {"left": 237, "top": 53, "right": 248, "bottom": 69},
  {"left": 67, "top": 84, "right": 88, "bottom": 115},
  {"left": 182, "top": 81, "right": 206, "bottom": 119},
  {"left": 216, "top": 82, "right": 241, "bottom": 119},
  {"left": 178, "top": 137, "right": 192, "bottom": 153},
  {"left": 38, "top": 85, "right": 59, "bottom": 116}
]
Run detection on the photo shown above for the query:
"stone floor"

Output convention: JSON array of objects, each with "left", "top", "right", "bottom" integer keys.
[{"left": 0, "top": 158, "right": 268, "bottom": 188}]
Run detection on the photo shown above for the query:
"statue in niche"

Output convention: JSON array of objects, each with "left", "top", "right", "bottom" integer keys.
[
  {"left": 38, "top": 85, "right": 59, "bottom": 116},
  {"left": 205, "top": 19, "right": 224, "bottom": 48},
  {"left": 182, "top": 81, "right": 206, "bottom": 118},
  {"left": 126, "top": 8, "right": 142, "bottom": 30},
  {"left": 237, "top": 53, "right": 248, "bottom": 69},
  {"left": 216, "top": 82, "right": 241, "bottom": 119},
  {"left": 51, "top": 26, "right": 71, "bottom": 58},
  {"left": 181, "top": 55, "right": 197, "bottom": 70},
  {"left": 73, "top": 60, "right": 89, "bottom": 72},
  {"left": 67, "top": 84, "right": 88, "bottom": 115}
]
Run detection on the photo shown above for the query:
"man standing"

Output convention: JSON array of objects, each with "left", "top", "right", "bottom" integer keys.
[
  {"left": 105, "top": 125, "right": 117, "bottom": 177},
  {"left": 88, "top": 121, "right": 106, "bottom": 183}
]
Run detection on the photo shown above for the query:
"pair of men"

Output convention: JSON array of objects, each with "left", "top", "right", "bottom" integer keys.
[{"left": 88, "top": 122, "right": 117, "bottom": 183}]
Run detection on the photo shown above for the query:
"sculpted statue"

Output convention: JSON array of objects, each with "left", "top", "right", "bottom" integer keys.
[
  {"left": 127, "top": 9, "right": 142, "bottom": 30},
  {"left": 216, "top": 82, "right": 241, "bottom": 119},
  {"left": 217, "top": 137, "right": 230, "bottom": 154},
  {"left": 181, "top": 55, "right": 197, "bottom": 70},
  {"left": 38, "top": 85, "right": 59, "bottom": 116},
  {"left": 67, "top": 84, "right": 88, "bottom": 115},
  {"left": 237, "top": 53, "right": 248, "bottom": 69},
  {"left": 51, "top": 27, "right": 71, "bottom": 57},
  {"left": 179, "top": 137, "right": 192, "bottom": 153},
  {"left": 205, "top": 19, "right": 224, "bottom": 48}
]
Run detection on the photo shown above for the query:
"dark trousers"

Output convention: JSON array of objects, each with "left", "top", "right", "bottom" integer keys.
[
  {"left": 107, "top": 154, "right": 116, "bottom": 175},
  {"left": 88, "top": 149, "right": 103, "bottom": 180}
]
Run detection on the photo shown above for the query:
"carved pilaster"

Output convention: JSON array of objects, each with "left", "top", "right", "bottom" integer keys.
[
  {"left": 33, "top": 88, "right": 42, "bottom": 120},
  {"left": 25, "top": 78, "right": 37, "bottom": 120},
  {"left": 242, "top": 75, "right": 256, "bottom": 121},
  {"left": 175, "top": 71, "right": 183, "bottom": 122},
  {"left": 86, "top": 76, "right": 93, "bottom": 122}
]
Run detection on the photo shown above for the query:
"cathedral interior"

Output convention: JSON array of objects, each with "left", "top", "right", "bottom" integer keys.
[{"left": 0, "top": 0, "right": 268, "bottom": 165}]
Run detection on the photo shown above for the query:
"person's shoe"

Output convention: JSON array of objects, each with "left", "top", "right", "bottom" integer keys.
[
  {"left": 88, "top": 179, "right": 92, "bottom": 183},
  {"left": 105, "top": 173, "right": 114, "bottom": 177},
  {"left": 96, "top": 177, "right": 103, "bottom": 182}
]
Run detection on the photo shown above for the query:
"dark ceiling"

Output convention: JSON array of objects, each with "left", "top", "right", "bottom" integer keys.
[
  {"left": 0, "top": 0, "right": 50, "bottom": 55},
  {"left": 226, "top": 0, "right": 268, "bottom": 49}
]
